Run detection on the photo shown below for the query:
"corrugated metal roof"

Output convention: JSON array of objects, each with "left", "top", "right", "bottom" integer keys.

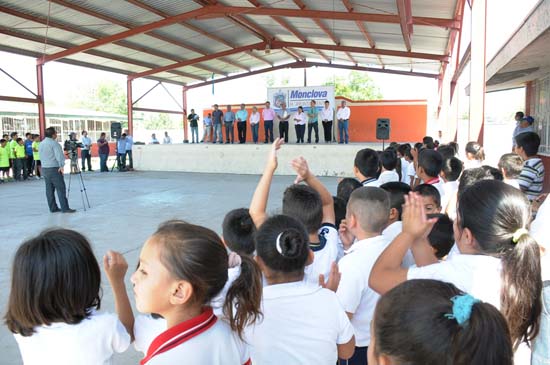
[{"left": 0, "top": 0, "right": 462, "bottom": 86}]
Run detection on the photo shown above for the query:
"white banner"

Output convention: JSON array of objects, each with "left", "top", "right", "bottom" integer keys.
[{"left": 267, "top": 85, "right": 335, "bottom": 112}]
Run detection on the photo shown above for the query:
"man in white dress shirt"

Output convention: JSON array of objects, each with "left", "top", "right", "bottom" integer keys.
[
  {"left": 320, "top": 100, "right": 334, "bottom": 143},
  {"left": 336, "top": 100, "right": 351, "bottom": 144}
]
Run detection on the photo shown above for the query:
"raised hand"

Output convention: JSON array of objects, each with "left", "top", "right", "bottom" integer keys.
[
  {"left": 291, "top": 156, "right": 311, "bottom": 184},
  {"left": 103, "top": 250, "right": 128, "bottom": 284},
  {"left": 339, "top": 219, "right": 354, "bottom": 251},
  {"left": 267, "top": 138, "right": 284, "bottom": 171},
  {"left": 319, "top": 261, "right": 341, "bottom": 292},
  {"left": 402, "top": 192, "right": 438, "bottom": 240}
]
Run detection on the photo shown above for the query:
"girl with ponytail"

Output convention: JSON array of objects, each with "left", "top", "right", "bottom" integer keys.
[
  {"left": 247, "top": 214, "right": 355, "bottom": 364},
  {"left": 464, "top": 141, "right": 485, "bottom": 169},
  {"left": 369, "top": 279, "right": 513, "bottom": 365},
  {"left": 370, "top": 180, "right": 542, "bottom": 363},
  {"left": 131, "top": 220, "right": 262, "bottom": 365}
]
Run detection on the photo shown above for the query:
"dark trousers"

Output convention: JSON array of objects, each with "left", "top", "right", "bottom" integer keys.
[
  {"left": 307, "top": 122, "right": 319, "bottom": 143},
  {"left": 99, "top": 154, "right": 108, "bottom": 172},
  {"left": 264, "top": 120, "right": 274, "bottom": 143},
  {"left": 224, "top": 122, "right": 234, "bottom": 143},
  {"left": 295, "top": 124, "right": 306, "bottom": 143},
  {"left": 42, "top": 167, "right": 70, "bottom": 212},
  {"left": 339, "top": 346, "right": 368, "bottom": 365},
  {"left": 117, "top": 153, "right": 126, "bottom": 170},
  {"left": 322, "top": 121, "right": 333, "bottom": 142},
  {"left": 81, "top": 149, "right": 92, "bottom": 171},
  {"left": 125, "top": 150, "right": 133, "bottom": 169},
  {"left": 14, "top": 158, "right": 27, "bottom": 180},
  {"left": 279, "top": 121, "right": 289, "bottom": 142},
  {"left": 251, "top": 124, "right": 259, "bottom": 143},
  {"left": 237, "top": 122, "right": 247, "bottom": 143},
  {"left": 26, "top": 156, "right": 34, "bottom": 176}
]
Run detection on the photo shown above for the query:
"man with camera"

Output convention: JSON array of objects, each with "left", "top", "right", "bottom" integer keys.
[{"left": 64, "top": 132, "right": 83, "bottom": 174}]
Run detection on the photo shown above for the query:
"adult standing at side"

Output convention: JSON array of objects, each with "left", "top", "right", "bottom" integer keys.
[
  {"left": 123, "top": 129, "right": 134, "bottom": 170},
  {"left": 38, "top": 127, "right": 75, "bottom": 213},
  {"left": 187, "top": 109, "right": 200, "bottom": 144},
  {"left": 337, "top": 100, "right": 351, "bottom": 144},
  {"left": 163, "top": 131, "right": 172, "bottom": 144},
  {"left": 81, "top": 130, "right": 92, "bottom": 172},
  {"left": 512, "top": 112, "right": 535, "bottom": 148},
  {"left": 224, "top": 105, "right": 235, "bottom": 144},
  {"left": 262, "top": 101, "right": 275, "bottom": 144},
  {"left": 277, "top": 102, "right": 290, "bottom": 143},
  {"left": 250, "top": 106, "right": 261, "bottom": 144},
  {"left": 236, "top": 104, "right": 248, "bottom": 144},
  {"left": 97, "top": 132, "right": 109, "bottom": 172},
  {"left": 321, "top": 100, "right": 334, "bottom": 143},
  {"left": 202, "top": 113, "right": 212, "bottom": 143},
  {"left": 307, "top": 99, "right": 319, "bottom": 144},
  {"left": 211, "top": 104, "right": 224, "bottom": 144}
]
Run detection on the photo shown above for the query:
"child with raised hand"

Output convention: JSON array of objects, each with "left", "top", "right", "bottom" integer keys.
[
  {"left": 5, "top": 229, "right": 133, "bottom": 365},
  {"left": 131, "top": 220, "right": 262, "bottom": 365},
  {"left": 369, "top": 180, "right": 542, "bottom": 362},
  {"left": 369, "top": 279, "right": 513, "bottom": 365},
  {"left": 249, "top": 138, "right": 339, "bottom": 286},
  {"left": 247, "top": 214, "right": 355, "bottom": 364}
]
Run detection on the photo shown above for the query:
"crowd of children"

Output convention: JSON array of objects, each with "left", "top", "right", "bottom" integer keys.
[
  {"left": 4, "top": 127, "right": 549, "bottom": 365},
  {"left": 0, "top": 132, "right": 41, "bottom": 183}
]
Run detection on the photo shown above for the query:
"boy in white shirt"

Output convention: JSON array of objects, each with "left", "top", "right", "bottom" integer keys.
[
  {"left": 353, "top": 148, "right": 380, "bottom": 186},
  {"left": 376, "top": 149, "right": 399, "bottom": 186},
  {"left": 416, "top": 149, "right": 445, "bottom": 201},
  {"left": 440, "top": 156, "right": 463, "bottom": 214},
  {"left": 336, "top": 187, "right": 390, "bottom": 365},
  {"left": 498, "top": 153, "right": 523, "bottom": 190}
]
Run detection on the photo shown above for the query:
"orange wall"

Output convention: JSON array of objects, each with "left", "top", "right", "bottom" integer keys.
[{"left": 202, "top": 98, "right": 427, "bottom": 143}]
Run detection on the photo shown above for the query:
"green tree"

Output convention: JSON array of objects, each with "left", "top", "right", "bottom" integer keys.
[
  {"left": 72, "top": 80, "right": 127, "bottom": 115},
  {"left": 142, "top": 113, "right": 179, "bottom": 130},
  {"left": 324, "top": 71, "right": 383, "bottom": 100}
]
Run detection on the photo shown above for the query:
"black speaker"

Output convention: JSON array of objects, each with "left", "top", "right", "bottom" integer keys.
[
  {"left": 376, "top": 118, "right": 390, "bottom": 140},
  {"left": 111, "top": 122, "right": 122, "bottom": 139}
]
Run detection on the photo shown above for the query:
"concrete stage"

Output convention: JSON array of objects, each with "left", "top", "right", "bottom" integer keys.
[{"left": 134, "top": 142, "right": 387, "bottom": 176}]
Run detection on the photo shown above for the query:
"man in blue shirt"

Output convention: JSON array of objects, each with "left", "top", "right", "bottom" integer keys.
[
  {"left": 224, "top": 104, "right": 235, "bottom": 144},
  {"left": 236, "top": 103, "right": 249, "bottom": 144},
  {"left": 24, "top": 132, "right": 34, "bottom": 177},
  {"left": 117, "top": 134, "right": 127, "bottom": 171},
  {"left": 512, "top": 113, "right": 535, "bottom": 148},
  {"left": 211, "top": 104, "right": 223, "bottom": 144}
]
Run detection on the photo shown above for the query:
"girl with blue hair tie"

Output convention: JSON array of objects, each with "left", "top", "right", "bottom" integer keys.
[{"left": 369, "top": 279, "right": 513, "bottom": 365}]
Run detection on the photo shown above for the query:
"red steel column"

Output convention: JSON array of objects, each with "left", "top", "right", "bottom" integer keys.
[
  {"left": 525, "top": 81, "right": 532, "bottom": 116},
  {"left": 127, "top": 79, "right": 134, "bottom": 135},
  {"left": 36, "top": 63, "right": 46, "bottom": 138},
  {"left": 469, "top": 0, "right": 487, "bottom": 144},
  {"left": 182, "top": 87, "right": 188, "bottom": 143}
]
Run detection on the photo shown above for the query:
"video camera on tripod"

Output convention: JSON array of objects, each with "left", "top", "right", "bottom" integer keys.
[{"left": 64, "top": 133, "right": 83, "bottom": 160}]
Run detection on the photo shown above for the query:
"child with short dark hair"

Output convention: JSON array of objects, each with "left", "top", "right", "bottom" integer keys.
[
  {"left": 377, "top": 149, "right": 399, "bottom": 185},
  {"left": 336, "top": 177, "right": 362, "bottom": 204},
  {"left": 0, "top": 139, "right": 9, "bottom": 182},
  {"left": 222, "top": 208, "right": 256, "bottom": 256},
  {"left": 397, "top": 144, "right": 412, "bottom": 184},
  {"left": 13, "top": 137, "right": 28, "bottom": 181},
  {"left": 514, "top": 132, "right": 544, "bottom": 201},
  {"left": 369, "top": 279, "right": 513, "bottom": 365},
  {"left": 426, "top": 213, "right": 454, "bottom": 259},
  {"left": 416, "top": 149, "right": 444, "bottom": 199},
  {"left": 353, "top": 148, "right": 380, "bottom": 186},
  {"left": 247, "top": 214, "right": 355, "bottom": 364},
  {"left": 498, "top": 153, "right": 523, "bottom": 190},
  {"left": 333, "top": 196, "right": 347, "bottom": 228},
  {"left": 5, "top": 229, "right": 133, "bottom": 364},
  {"left": 131, "top": 220, "right": 262, "bottom": 364},
  {"left": 32, "top": 134, "right": 41, "bottom": 179},
  {"left": 440, "top": 156, "right": 463, "bottom": 215},
  {"left": 413, "top": 184, "right": 441, "bottom": 214}
]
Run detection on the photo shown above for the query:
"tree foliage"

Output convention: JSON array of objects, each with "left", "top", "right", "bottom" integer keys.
[
  {"left": 72, "top": 80, "right": 127, "bottom": 115},
  {"left": 142, "top": 113, "right": 179, "bottom": 130},
  {"left": 324, "top": 71, "right": 383, "bottom": 100}
]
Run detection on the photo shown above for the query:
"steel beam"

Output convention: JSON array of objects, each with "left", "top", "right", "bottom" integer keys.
[
  {"left": 182, "top": 88, "right": 189, "bottom": 143},
  {"left": 396, "top": 0, "right": 413, "bottom": 52},
  {"left": 36, "top": 64, "right": 46, "bottom": 138},
  {"left": 133, "top": 107, "right": 185, "bottom": 115},
  {"left": 0, "top": 96, "right": 39, "bottom": 103},
  {"left": 127, "top": 79, "right": 134, "bottom": 136}
]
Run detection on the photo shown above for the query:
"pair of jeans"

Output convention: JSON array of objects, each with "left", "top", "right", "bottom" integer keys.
[
  {"left": 14, "top": 158, "right": 27, "bottom": 180},
  {"left": 125, "top": 149, "right": 133, "bottom": 169},
  {"left": 99, "top": 153, "right": 108, "bottom": 172},
  {"left": 322, "top": 121, "right": 333, "bottom": 142},
  {"left": 26, "top": 156, "right": 34, "bottom": 176},
  {"left": 81, "top": 149, "right": 92, "bottom": 171},
  {"left": 224, "top": 122, "right": 234, "bottom": 143},
  {"left": 42, "top": 167, "right": 70, "bottom": 212},
  {"left": 213, "top": 123, "right": 223, "bottom": 143},
  {"left": 307, "top": 122, "right": 319, "bottom": 143},
  {"left": 190, "top": 126, "right": 199, "bottom": 143},
  {"left": 251, "top": 123, "right": 259, "bottom": 143},
  {"left": 202, "top": 125, "right": 211, "bottom": 142},
  {"left": 338, "top": 119, "right": 349, "bottom": 143},
  {"left": 279, "top": 121, "right": 289, "bottom": 142},
  {"left": 237, "top": 122, "right": 247, "bottom": 143},
  {"left": 295, "top": 124, "right": 305, "bottom": 143},
  {"left": 117, "top": 153, "right": 126, "bottom": 170},
  {"left": 264, "top": 120, "right": 274, "bottom": 143}
]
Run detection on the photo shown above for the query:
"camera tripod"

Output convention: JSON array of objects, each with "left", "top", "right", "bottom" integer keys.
[{"left": 67, "top": 156, "right": 91, "bottom": 211}]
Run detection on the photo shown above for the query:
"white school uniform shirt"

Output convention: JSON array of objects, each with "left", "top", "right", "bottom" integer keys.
[
  {"left": 336, "top": 235, "right": 390, "bottom": 346},
  {"left": 400, "top": 158, "right": 410, "bottom": 183},
  {"left": 246, "top": 281, "right": 354, "bottom": 365},
  {"left": 163, "top": 136, "right": 172, "bottom": 144},
  {"left": 441, "top": 180, "right": 458, "bottom": 213},
  {"left": 425, "top": 177, "right": 446, "bottom": 206},
  {"left": 531, "top": 197, "right": 550, "bottom": 250},
  {"left": 361, "top": 177, "right": 378, "bottom": 187},
  {"left": 376, "top": 170, "right": 399, "bottom": 186},
  {"left": 381, "top": 221, "right": 416, "bottom": 268},
  {"left": 211, "top": 265, "right": 241, "bottom": 317},
  {"left": 134, "top": 314, "right": 167, "bottom": 354},
  {"left": 141, "top": 307, "right": 250, "bottom": 365},
  {"left": 304, "top": 223, "right": 340, "bottom": 285},
  {"left": 336, "top": 106, "right": 351, "bottom": 120},
  {"left": 406, "top": 162, "right": 416, "bottom": 184},
  {"left": 14, "top": 311, "right": 130, "bottom": 365},
  {"left": 504, "top": 178, "right": 521, "bottom": 190},
  {"left": 407, "top": 254, "right": 502, "bottom": 308},
  {"left": 320, "top": 107, "right": 334, "bottom": 121}
]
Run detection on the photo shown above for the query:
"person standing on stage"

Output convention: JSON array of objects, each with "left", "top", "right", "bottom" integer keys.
[
  {"left": 38, "top": 127, "right": 75, "bottom": 213},
  {"left": 262, "top": 101, "right": 275, "bottom": 144},
  {"left": 81, "top": 131, "right": 92, "bottom": 172},
  {"left": 337, "top": 100, "right": 351, "bottom": 144},
  {"left": 202, "top": 113, "right": 212, "bottom": 143},
  {"left": 224, "top": 105, "right": 235, "bottom": 144},
  {"left": 187, "top": 109, "right": 200, "bottom": 144},
  {"left": 211, "top": 104, "right": 223, "bottom": 144},
  {"left": 236, "top": 103, "right": 248, "bottom": 144},
  {"left": 250, "top": 106, "right": 261, "bottom": 144},
  {"left": 277, "top": 102, "right": 290, "bottom": 143},
  {"left": 293, "top": 106, "right": 307, "bottom": 143},
  {"left": 97, "top": 132, "right": 109, "bottom": 172},
  {"left": 123, "top": 129, "right": 134, "bottom": 170},
  {"left": 307, "top": 100, "right": 319, "bottom": 144},
  {"left": 163, "top": 131, "right": 172, "bottom": 144},
  {"left": 321, "top": 100, "right": 334, "bottom": 143}
]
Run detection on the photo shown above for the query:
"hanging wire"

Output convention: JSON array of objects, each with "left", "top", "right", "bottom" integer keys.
[{"left": 42, "top": 1, "right": 52, "bottom": 55}]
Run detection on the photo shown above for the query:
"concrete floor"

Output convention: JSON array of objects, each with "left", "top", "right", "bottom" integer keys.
[{"left": 0, "top": 169, "right": 338, "bottom": 364}]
